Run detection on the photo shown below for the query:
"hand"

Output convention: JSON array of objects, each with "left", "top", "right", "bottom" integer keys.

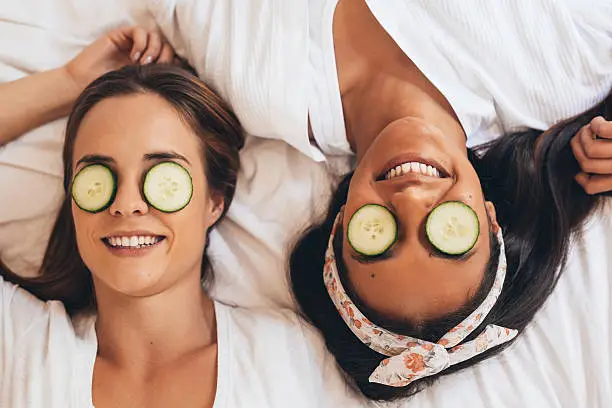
[
  {"left": 571, "top": 116, "right": 612, "bottom": 194},
  {"left": 64, "top": 26, "right": 176, "bottom": 92}
]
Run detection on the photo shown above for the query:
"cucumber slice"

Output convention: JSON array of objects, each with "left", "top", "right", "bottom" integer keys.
[
  {"left": 71, "top": 164, "right": 116, "bottom": 213},
  {"left": 347, "top": 204, "right": 397, "bottom": 256},
  {"left": 426, "top": 201, "right": 480, "bottom": 256},
  {"left": 143, "top": 162, "right": 193, "bottom": 213}
]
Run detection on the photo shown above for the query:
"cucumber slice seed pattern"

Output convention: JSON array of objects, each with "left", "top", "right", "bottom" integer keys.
[
  {"left": 347, "top": 204, "right": 397, "bottom": 257},
  {"left": 143, "top": 162, "right": 193, "bottom": 213}
]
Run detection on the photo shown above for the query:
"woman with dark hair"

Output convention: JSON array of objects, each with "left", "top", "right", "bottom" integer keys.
[
  {"left": 288, "top": 0, "right": 612, "bottom": 401},
  {"left": 0, "top": 64, "right": 363, "bottom": 407},
  {"left": 291, "top": 95, "right": 612, "bottom": 400}
]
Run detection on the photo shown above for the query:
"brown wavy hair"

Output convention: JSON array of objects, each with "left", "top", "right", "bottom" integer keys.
[{"left": 0, "top": 64, "right": 244, "bottom": 315}]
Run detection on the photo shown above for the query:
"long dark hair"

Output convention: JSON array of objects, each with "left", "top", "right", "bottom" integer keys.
[
  {"left": 0, "top": 64, "right": 244, "bottom": 315},
  {"left": 291, "top": 94, "right": 611, "bottom": 400}
]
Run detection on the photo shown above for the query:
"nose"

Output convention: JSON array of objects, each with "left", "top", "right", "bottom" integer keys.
[
  {"left": 109, "top": 177, "right": 149, "bottom": 217},
  {"left": 389, "top": 188, "right": 440, "bottom": 242}
]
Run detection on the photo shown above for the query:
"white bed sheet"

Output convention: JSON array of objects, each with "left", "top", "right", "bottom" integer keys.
[{"left": 0, "top": 1, "right": 610, "bottom": 407}]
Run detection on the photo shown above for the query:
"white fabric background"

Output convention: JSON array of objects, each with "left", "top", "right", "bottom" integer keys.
[{"left": 0, "top": 0, "right": 610, "bottom": 406}]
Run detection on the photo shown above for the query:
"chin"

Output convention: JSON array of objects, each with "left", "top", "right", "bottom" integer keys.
[
  {"left": 110, "top": 278, "right": 167, "bottom": 298},
  {"left": 91, "top": 263, "right": 169, "bottom": 298}
]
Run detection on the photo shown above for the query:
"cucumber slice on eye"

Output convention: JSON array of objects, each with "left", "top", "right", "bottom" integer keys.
[
  {"left": 71, "top": 164, "right": 116, "bottom": 213},
  {"left": 347, "top": 204, "right": 397, "bottom": 256},
  {"left": 425, "top": 201, "right": 480, "bottom": 256},
  {"left": 143, "top": 162, "right": 193, "bottom": 213}
]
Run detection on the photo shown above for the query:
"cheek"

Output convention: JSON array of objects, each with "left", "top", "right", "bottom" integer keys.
[
  {"left": 451, "top": 179, "right": 489, "bottom": 239},
  {"left": 346, "top": 175, "right": 376, "bottom": 211},
  {"left": 71, "top": 205, "right": 102, "bottom": 266},
  {"left": 454, "top": 165, "right": 484, "bottom": 204},
  {"left": 167, "top": 192, "right": 211, "bottom": 254}
]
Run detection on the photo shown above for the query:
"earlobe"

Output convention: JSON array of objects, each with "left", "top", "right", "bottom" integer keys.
[
  {"left": 207, "top": 200, "right": 224, "bottom": 227},
  {"left": 484, "top": 201, "right": 500, "bottom": 233}
]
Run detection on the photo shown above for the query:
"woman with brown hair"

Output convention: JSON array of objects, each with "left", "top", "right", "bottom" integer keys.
[
  {"left": 0, "top": 64, "right": 363, "bottom": 407},
  {"left": 0, "top": 25, "right": 178, "bottom": 277}
]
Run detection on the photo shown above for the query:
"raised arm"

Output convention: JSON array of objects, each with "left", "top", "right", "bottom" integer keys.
[{"left": 0, "top": 26, "right": 176, "bottom": 146}]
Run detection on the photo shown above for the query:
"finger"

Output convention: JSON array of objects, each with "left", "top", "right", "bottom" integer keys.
[
  {"left": 590, "top": 116, "right": 612, "bottom": 140},
  {"left": 580, "top": 157, "right": 612, "bottom": 174},
  {"left": 140, "top": 32, "right": 162, "bottom": 65},
  {"left": 157, "top": 42, "right": 175, "bottom": 64},
  {"left": 106, "top": 26, "right": 133, "bottom": 53},
  {"left": 579, "top": 124, "right": 612, "bottom": 159},
  {"left": 571, "top": 134, "right": 612, "bottom": 174},
  {"left": 575, "top": 172, "right": 612, "bottom": 195},
  {"left": 571, "top": 133, "right": 589, "bottom": 165},
  {"left": 129, "top": 27, "right": 149, "bottom": 63}
]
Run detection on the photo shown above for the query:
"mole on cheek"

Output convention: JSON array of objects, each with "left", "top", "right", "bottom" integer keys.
[{"left": 370, "top": 273, "right": 376, "bottom": 279}]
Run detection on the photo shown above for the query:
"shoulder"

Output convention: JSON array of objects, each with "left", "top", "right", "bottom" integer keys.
[
  {"left": 0, "top": 274, "right": 67, "bottom": 336},
  {"left": 0, "top": 275, "right": 92, "bottom": 347},
  {"left": 0, "top": 274, "right": 85, "bottom": 366}
]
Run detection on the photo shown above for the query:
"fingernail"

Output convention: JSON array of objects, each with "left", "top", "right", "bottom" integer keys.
[
  {"left": 132, "top": 52, "right": 141, "bottom": 62},
  {"left": 144, "top": 55, "right": 153, "bottom": 65}
]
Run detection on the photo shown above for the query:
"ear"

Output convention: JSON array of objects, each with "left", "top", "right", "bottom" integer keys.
[
  {"left": 484, "top": 201, "right": 500, "bottom": 233},
  {"left": 206, "top": 193, "right": 225, "bottom": 228}
]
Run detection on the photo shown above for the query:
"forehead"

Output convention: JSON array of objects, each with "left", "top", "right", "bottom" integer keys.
[{"left": 73, "top": 93, "right": 201, "bottom": 165}]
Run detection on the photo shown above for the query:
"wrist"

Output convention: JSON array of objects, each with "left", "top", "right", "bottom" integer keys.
[
  {"left": 59, "top": 65, "right": 85, "bottom": 99},
  {"left": 54, "top": 66, "right": 84, "bottom": 115}
]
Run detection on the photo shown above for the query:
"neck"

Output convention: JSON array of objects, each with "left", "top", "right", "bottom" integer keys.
[
  {"left": 342, "top": 78, "right": 465, "bottom": 160},
  {"left": 333, "top": 0, "right": 465, "bottom": 160},
  {"left": 94, "top": 270, "right": 216, "bottom": 370}
]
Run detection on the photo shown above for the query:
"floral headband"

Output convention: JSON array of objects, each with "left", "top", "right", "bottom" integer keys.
[{"left": 323, "top": 212, "right": 518, "bottom": 387}]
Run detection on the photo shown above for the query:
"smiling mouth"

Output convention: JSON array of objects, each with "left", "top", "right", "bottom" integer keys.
[
  {"left": 102, "top": 235, "right": 166, "bottom": 250},
  {"left": 378, "top": 160, "right": 449, "bottom": 181}
]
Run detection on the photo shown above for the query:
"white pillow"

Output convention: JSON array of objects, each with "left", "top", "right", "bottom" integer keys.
[{"left": 147, "top": 0, "right": 315, "bottom": 158}]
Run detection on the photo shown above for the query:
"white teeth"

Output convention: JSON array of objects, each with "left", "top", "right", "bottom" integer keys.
[
  {"left": 384, "top": 161, "right": 443, "bottom": 180},
  {"left": 105, "top": 235, "right": 161, "bottom": 248}
]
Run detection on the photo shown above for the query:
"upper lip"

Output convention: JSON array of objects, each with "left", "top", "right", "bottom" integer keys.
[
  {"left": 376, "top": 153, "right": 451, "bottom": 181},
  {"left": 102, "top": 231, "right": 165, "bottom": 238}
]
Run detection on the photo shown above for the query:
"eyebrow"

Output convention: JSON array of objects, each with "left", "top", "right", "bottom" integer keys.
[
  {"left": 76, "top": 154, "right": 115, "bottom": 168},
  {"left": 351, "top": 246, "right": 398, "bottom": 264},
  {"left": 350, "top": 244, "right": 477, "bottom": 265},
  {"left": 144, "top": 151, "right": 191, "bottom": 165},
  {"left": 430, "top": 247, "right": 477, "bottom": 263},
  {"left": 76, "top": 152, "right": 191, "bottom": 168}
]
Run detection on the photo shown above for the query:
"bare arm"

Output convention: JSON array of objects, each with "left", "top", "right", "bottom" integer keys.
[
  {"left": 0, "top": 68, "right": 80, "bottom": 145},
  {"left": 0, "top": 26, "right": 176, "bottom": 146}
]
